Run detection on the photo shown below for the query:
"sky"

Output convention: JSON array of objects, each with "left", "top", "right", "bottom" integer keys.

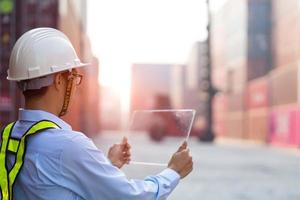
[
  {"left": 86, "top": 0, "right": 227, "bottom": 127},
  {"left": 87, "top": 0, "right": 209, "bottom": 89}
]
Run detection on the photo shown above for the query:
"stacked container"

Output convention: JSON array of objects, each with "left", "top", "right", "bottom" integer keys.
[
  {"left": 269, "top": 64, "right": 300, "bottom": 147},
  {"left": 211, "top": 0, "right": 247, "bottom": 139},
  {"left": 211, "top": 0, "right": 273, "bottom": 142},
  {"left": 245, "top": 77, "right": 270, "bottom": 142},
  {"left": 269, "top": 0, "right": 300, "bottom": 147},
  {"left": 213, "top": 94, "right": 227, "bottom": 137}
]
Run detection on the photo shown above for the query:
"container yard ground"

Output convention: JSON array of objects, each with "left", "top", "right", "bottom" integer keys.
[{"left": 94, "top": 132, "right": 300, "bottom": 200}]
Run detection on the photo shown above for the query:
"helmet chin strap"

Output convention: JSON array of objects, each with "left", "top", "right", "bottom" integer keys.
[{"left": 59, "top": 77, "right": 74, "bottom": 117}]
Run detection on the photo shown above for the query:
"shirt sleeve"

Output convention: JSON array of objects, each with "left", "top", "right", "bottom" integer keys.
[{"left": 59, "top": 133, "right": 180, "bottom": 200}]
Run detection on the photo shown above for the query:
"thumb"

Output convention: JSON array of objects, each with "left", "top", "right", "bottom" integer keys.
[
  {"left": 121, "top": 136, "right": 128, "bottom": 145},
  {"left": 177, "top": 141, "right": 187, "bottom": 152}
]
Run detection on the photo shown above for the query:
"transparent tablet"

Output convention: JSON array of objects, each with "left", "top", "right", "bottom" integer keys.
[{"left": 126, "top": 109, "right": 196, "bottom": 167}]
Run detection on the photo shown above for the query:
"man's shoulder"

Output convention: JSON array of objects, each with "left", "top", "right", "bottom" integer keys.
[
  {"left": 52, "top": 129, "right": 99, "bottom": 153},
  {"left": 29, "top": 128, "right": 96, "bottom": 152}
]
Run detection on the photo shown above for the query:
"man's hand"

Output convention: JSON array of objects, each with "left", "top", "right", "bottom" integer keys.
[
  {"left": 108, "top": 137, "right": 131, "bottom": 169},
  {"left": 168, "top": 141, "right": 193, "bottom": 179}
]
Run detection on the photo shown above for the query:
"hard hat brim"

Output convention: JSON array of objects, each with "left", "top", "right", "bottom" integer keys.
[{"left": 7, "top": 62, "right": 90, "bottom": 81}]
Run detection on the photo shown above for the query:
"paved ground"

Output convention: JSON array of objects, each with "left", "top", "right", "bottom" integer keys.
[{"left": 93, "top": 132, "right": 300, "bottom": 200}]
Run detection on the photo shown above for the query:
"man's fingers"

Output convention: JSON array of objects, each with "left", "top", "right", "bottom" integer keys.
[
  {"left": 123, "top": 151, "right": 131, "bottom": 157},
  {"left": 121, "top": 137, "right": 132, "bottom": 151},
  {"left": 180, "top": 148, "right": 190, "bottom": 156},
  {"left": 186, "top": 161, "right": 193, "bottom": 172},
  {"left": 125, "top": 142, "right": 131, "bottom": 150},
  {"left": 177, "top": 141, "right": 187, "bottom": 152}
]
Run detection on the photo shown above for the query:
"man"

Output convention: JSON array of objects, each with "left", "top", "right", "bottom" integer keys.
[{"left": 0, "top": 28, "right": 193, "bottom": 200}]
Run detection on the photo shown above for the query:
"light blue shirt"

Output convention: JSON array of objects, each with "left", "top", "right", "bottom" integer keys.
[{"left": 5, "top": 109, "right": 180, "bottom": 200}]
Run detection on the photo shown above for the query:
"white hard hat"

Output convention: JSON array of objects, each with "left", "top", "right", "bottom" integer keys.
[{"left": 7, "top": 27, "right": 88, "bottom": 81}]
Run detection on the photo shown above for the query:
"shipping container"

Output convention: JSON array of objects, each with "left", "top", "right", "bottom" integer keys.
[
  {"left": 16, "top": 0, "right": 58, "bottom": 36},
  {"left": 211, "top": 0, "right": 247, "bottom": 88},
  {"left": 270, "top": 104, "right": 300, "bottom": 147},
  {"left": 246, "top": 76, "right": 269, "bottom": 109},
  {"left": 272, "top": 0, "right": 300, "bottom": 68},
  {"left": 225, "top": 111, "right": 245, "bottom": 139},
  {"left": 246, "top": 108, "right": 269, "bottom": 142},
  {"left": 0, "top": 0, "right": 18, "bottom": 128},
  {"left": 269, "top": 63, "right": 299, "bottom": 106},
  {"left": 227, "top": 90, "right": 245, "bottom": 112},
  {"left": 227, "top": 64, "right": 247, "bottom": 93},
  {"left": 211, "top": 22, "right": 226, "bottom": 71},
  {"left": 247, "top": 0, "right": 272, "bottom": 81},
  {"left": 213, "top": 94, "right": 227, "bottom": 137}
]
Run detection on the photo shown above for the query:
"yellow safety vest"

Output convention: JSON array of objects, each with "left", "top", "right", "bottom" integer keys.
[{"left": 0, "top": 120, "right": 60, "bottom": 200}]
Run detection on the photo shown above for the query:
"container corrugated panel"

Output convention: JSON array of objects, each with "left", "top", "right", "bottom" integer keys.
[
  {"left": 273, "top": 0, "right": 298, "bottom": 20},
  {"left": 211, "top": 26, "right": 226, "bottom": 70},
  {"left": 269, "top": 64, "right": 298, "bottom": 106},
  {"left": 245, "top": 108, "right": 269, "bottom": 142},
  {"left": 221, "top": 0, "right": 248, "bottom": 68},
  {"left": 213, "top": 94, "right": 227, "bottom": 137},
  {"left": 214, "top": 117, "right": 226, "bottom": 138},
  {"left": 247, "top": 59, "right": 272, "bottom": 81},
  {"left": 227, "top": 64, "right": 247, "bottom": 94},
  {"left": 16, "top": 0, "right": 58, "bottom": 36},
  {"left": 227, "top": 91, "right": 245, "bottom": 112},
  {"left": 273, "top": 20, "right": 300, "bottom": 68},
  {"left": 225, "top": 111, "right": 245, "bottom": 139},
  {"left": 246, "top": 76, "right": 269, "bottom": 109},
  {"left": 272, "top": 0, "right": 300, "bottom": 68},
  {"left": 0, "top": 1, "right": 18, "bottom": 127},
  {"left": 270, "top": 104, "right": 300, "bottom": 147},
  {"left": 247, "top": 0, "right": 272, "bottom": 80}
]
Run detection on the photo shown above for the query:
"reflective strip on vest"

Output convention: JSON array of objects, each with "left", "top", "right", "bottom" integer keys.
[
  {"left": 8, "top": 139, "right": 19, "bottom": 153},
  {"left": 0, "top": 120, "right": 60, "bottom": 200}
]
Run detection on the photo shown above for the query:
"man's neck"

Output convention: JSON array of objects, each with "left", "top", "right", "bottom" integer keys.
[{"left": 25, "top": 100, "right": 59, "bottom": 116}]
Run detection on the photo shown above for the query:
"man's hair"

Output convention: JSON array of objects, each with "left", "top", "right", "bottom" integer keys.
[
  {"left": 23, "top": 87, "right": 48, "bottom": 100},
  {"left": 22, "top": 71, "right": 71, "bottom": 100}
]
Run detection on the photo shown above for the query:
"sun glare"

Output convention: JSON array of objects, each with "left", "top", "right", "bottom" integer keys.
[{"left": 87, "top": 0, "right": 207, "bottom": 127}]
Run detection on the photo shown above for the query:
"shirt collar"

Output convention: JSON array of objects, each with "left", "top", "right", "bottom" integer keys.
[{"left": 18, "top": 108, "right": 72, "bottom": 130}]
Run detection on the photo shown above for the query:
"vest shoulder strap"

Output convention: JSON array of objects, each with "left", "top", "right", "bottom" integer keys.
[{"left": 0, "top": 120, "right": 60, "bottom": 200}]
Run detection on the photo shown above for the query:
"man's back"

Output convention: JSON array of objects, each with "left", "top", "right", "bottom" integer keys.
[{"left": 8, "top": 110, "right": 90, "bottom": 199}]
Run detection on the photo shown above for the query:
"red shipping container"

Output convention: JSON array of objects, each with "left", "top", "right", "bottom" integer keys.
[
  {"left": 213, "top": 94, "right": 227, "bottom": 137},
  {"left": 270, "top": 104, "right": 300, "bottom": 147},
  {"left": 227, "top": 91, "right": 245, "bottom": 112},
  {"left": 246, "top": 108, "right": 269, "bottom": 142},
  {"left": 269, "top": 64, "right": 299, "bottom": 106},
  {"left": 226, "top": 111, "right": 245, "bottom": 139},
  {"left": 246, "top": 76, "right": 269, "bottom": 109}
]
